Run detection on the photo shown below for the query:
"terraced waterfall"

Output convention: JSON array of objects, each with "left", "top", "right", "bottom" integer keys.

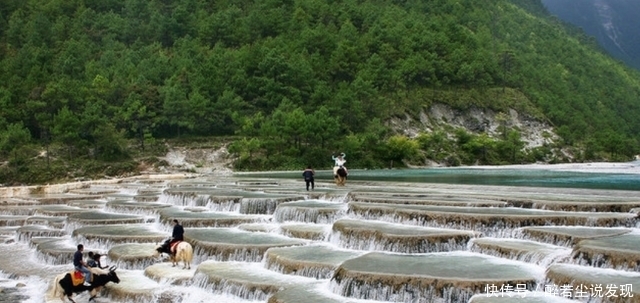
[{"left": 0, "top": 167, "right": 639, "bottom": 303}]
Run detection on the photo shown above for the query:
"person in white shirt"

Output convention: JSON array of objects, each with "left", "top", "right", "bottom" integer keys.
[{"left": 332, "top": 153, "right": 346, "bottom": 167}]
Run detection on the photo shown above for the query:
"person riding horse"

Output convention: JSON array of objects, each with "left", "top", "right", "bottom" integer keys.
[
  {"left": 332, "top": 153, "right": 346, "bottom": 168},
  {"left": 161, "top": 219, "right": 184, "bottom": 257},
  {"left": 88, "top": 252, "right": 107, "bottom": 269},
  {"left": 332, "top": 153, "right": 348, "bottom": 185},
  {"left": 73, "top": 244, "right": 92, "bottom": 287}
]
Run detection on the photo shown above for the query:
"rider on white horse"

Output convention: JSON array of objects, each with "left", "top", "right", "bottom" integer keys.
[
  {"left": 332, "top": 153, "right": 346, "bottom": 167},
  {"left": 332, "top": 153, "right": 348, "bottom": 176},
  {"left": 167, "top": 219, "right": 184, "bottom": 256}
]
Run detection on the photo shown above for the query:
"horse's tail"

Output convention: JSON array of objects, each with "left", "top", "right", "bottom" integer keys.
[{"left": 50, "top": 274, "right": 62, "bottom": 298}]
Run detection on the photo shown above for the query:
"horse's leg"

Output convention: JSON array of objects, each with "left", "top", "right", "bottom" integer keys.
[
  {"left": 89, "top": 287, "right": 100, "bottom": 301},
  {"left": 66, "top": 295, "right": 76, "bottom": 303}
]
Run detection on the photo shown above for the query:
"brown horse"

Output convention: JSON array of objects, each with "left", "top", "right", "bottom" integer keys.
[{"left": 334, "top": 166, "right": 348, "bottom": 186}]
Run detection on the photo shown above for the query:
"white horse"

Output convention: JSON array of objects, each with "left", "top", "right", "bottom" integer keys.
[{"left": 154, "top": 241, "right": 193, "bottom": 269}]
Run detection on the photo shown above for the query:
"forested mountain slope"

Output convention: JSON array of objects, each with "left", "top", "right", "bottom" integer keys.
[{"left": 1, "top": 0, "right": 640, "bottom": 184}]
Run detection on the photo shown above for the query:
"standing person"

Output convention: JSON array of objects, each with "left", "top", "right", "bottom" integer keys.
[
  {"left": 73, "top": 244, "right": 92, "bottom": 286},
  {"left": 302, "top": 166, "right": 315, "bottom": 191},
  {"left": 168, "top": 219, "right": 184, "bottom": 256}
]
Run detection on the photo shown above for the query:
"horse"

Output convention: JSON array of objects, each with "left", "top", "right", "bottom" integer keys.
[
  {"left": 334, "top": 166, "right": 348, "bottom": 186},
  {"left": 51, "top": 266, "right": 120, "bottom": 303},
  {"left": 154, "top": 240, "right": 193, "bottom": 269}
]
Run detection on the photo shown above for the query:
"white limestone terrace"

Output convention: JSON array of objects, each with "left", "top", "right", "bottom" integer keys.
[{"left": 0, "top": 162, "right": 637, "bottom": 303}]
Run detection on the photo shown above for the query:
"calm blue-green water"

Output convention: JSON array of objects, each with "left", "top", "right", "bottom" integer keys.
[{"left": 238, "top": 163, "right": 640, "bottom": 191}]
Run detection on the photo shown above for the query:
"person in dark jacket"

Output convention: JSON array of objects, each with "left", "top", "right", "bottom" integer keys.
[
  {"left": 167, "top": 219, "right": 184, "bottom": 256},
  {"left": 73, "top": 244, "right": 92, "bottom": 286},
  {"left": 302, "top": 166, "right": 315, "bottom": 191}
]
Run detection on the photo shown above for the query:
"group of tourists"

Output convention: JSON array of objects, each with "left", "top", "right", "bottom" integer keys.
[
  {"left": 73, "top": 244, "right": 105, "bottom": 287},
  {"left": 73, "top": 219, "right": 185, "bottom": 284},
  {"left": 302, "top": 152, "right": 349, "bottom": 190}
]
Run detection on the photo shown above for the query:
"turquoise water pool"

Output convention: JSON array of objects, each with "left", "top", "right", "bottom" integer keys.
[{"left": 238, "top": 164, "right": 640, "bottom": 191}]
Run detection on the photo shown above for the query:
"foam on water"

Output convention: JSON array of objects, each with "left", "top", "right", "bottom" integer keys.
[
  {"left": 0, "top": 272, "right": 49, "bottom": 303},
  {"left": 1, "top": 164, "right": 640, "bottom": 302}
]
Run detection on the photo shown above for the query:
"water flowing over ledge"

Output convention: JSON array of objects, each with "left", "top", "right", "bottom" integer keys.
[{"left": 0, "top": 165, "right": 638, "bottom": 303}]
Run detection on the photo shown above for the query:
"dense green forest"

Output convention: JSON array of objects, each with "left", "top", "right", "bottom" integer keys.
[{"left": 1, "top": 0, "right": 640, "bottom": 184}]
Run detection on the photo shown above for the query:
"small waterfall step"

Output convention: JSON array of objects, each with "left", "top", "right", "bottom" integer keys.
[
  {"left": 264, "top": 244, "right": 363, "bottom": 279},
  {"left": 103, "top": 269, "right": 159, "bottom": 302},
  {"left": 0, "top": 215, "right": 29, "bottom": 227},
  {"left": 239, "top": 194, "right": 307, "bottom": 215},
  {"left": 17, "top": 225, "right": 66, "bottom": 241},
  {"left": 349, "top": 202, "right": 637, "bottom": 235},
  {"left": 0, "top": 226, "right": 19, "bottom": 235},
  {"left": 187, "top": 228, "right": 306, "bottom": 262},
  {"left": 68, "top": 186, "right": 119, "bottom": 195},
  {"left": 274, "top": 200, "right": 347, "bottom": 224},
  {"left": 469, "top": 293, "right": 578, "bottom": 302},
  {"left": 546, "top": 264, "right": 640, "bottom": 302},
  {"left": 279, "top": 223, "right": 330, "bottom": 241},
  {"left": 67, "top": 210, "right": 146, "bottom": 225},
  {"left": 331, "top": 251, "right": 541, "bottom": 303},
  {"left": 36, "top": 204, "right": 96, "bottom": 216},
  {"left": 26, "top": 216, "right": 66, "bottom": 228},
  {"left": 109, "top": 243, "right": 158, "bottom": 270},
  {"left": 470, "top": 238, "right": 570, "bottom": 266},
  {"left": 163, "top": 187, "right": 241, "bottom": 209},
  {"left": 132, "top": 193, "right": 160, "bottom": 202},
  {"left": 525, "top": 198, "right": 640, "bottom": 212},
  {"left": 67, "top": 199, "right": 105, "bottom": 208},
  {"left": 573, "top": 231, "right": 640, "bottom": 271},
  {"left": 35, "top": 194, "right": 102, "bottom": 205},
  {"left": 268, "top": 283, "right": 386, "bottom": 303},
  {"left": 350, "top": 193, "right": 508, "bottom": 208},
  {"left": 72, "top": 224, "right": 166, "bottom": 244},
  {"left": 144, "top": 262, "right": 196, "bottom": 284},
  {"left": 332, "top": 218, "right": 476, "bottom": 253},
  {"left": 158, "top": 207, "right": 268, "bottom": 227},
  {"left": 34, "top": 237, "right": 105, "bottom": 265},
  {"left": 105, "top": 199, "right": 171, "bottom": 214},
  {"left": 195, "top": 261, "right": 316, "bottom": 301},
  {"left": 520, "top": 226, "right": 632, "bottom": 247}
]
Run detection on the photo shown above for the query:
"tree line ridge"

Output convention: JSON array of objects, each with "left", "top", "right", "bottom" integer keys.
[{"left": 1, "top": 0, "right": 640, "bottom": 184}]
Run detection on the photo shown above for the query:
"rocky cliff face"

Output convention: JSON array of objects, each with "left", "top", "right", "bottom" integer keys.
[
  {"left": 390, "top": 103, "right": 559, "bottom": 149},
  {"left": 541, "top": 0, "right": 640, "bottom": 70}
]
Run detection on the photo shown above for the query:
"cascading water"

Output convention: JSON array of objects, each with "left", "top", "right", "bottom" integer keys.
[{"left": 0, "top": 165, "right": 639, "bottom": 302}]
